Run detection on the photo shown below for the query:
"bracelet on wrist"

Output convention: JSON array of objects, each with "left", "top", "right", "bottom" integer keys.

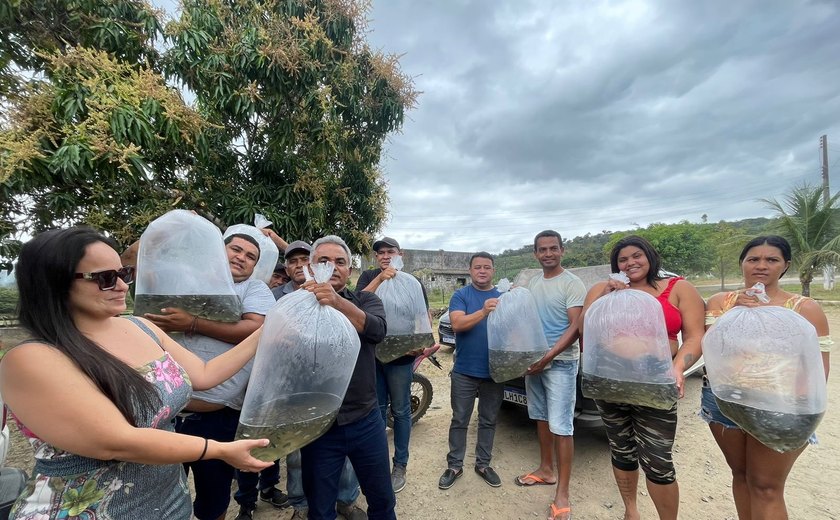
[{"left": 196, "top": 438, "right": 209, "bottom": 461}]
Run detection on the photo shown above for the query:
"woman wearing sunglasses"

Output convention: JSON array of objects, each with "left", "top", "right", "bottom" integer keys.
[{"left": 0, "top": 227, "right": 272, "bottom": 519}]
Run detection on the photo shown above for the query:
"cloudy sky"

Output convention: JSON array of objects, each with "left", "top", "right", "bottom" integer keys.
[{"left": 361, "top": 0, "right": 840, "bottom": 253}]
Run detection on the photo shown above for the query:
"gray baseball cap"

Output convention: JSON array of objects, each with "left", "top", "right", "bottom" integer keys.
[
  {"left": 284, "top": 240, "right": 312, "bottom": 259},
  {"left": 372, "top": 236, "right": 400, "bottom": 251}
]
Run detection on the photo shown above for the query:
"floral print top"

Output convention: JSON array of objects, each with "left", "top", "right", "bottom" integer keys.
[{"left": 9, "top": 318, "right": 194, "bottom": 520}]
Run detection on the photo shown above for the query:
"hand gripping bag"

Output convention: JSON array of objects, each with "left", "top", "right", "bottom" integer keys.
[
  {"left": 373, "top": 256, "right": 435, "bottom": 363},
  {"left": 582, "top": 288, "right": 678, "bottom": 409},
  {"left": 703, "top": 306, "right": 826, "bottom": 452},
  {"left": 236, "top": 262, "right": 360, "bottom": 461},
  {"left": 133, "top": 210, "right": 241, "bottom": 322},
  {"left": 223, "top": 217, "right": 280, "bottom": 284},
  {"left": 487, "top": 279, "right": 549, "bottom": 382}
]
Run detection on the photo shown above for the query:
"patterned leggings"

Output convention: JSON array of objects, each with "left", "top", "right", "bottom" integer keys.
[{"left": 595, "top": 400, "right": 678, "bottom": 485}]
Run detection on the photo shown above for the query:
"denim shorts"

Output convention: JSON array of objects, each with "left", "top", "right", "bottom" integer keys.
[
  {"left": 525, "top": 358, "right": 578, "bottom": 436},
  {"left": 699, "top": 384, "right": 817, "bottom": 445}
]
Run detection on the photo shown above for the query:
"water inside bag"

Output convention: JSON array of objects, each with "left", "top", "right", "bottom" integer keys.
[{"left": 236, "top": 392, "right": 342, "bottom": 462}]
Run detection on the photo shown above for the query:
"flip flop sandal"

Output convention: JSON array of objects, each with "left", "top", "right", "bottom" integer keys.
[
  {"left": 548, "top": 503, "right": 571, "bottom": 520},
  {"left": 514, "top": 472, "right": 556, "bottom": 486}
]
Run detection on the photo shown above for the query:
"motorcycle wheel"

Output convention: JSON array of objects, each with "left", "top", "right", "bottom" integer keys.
[{"left": 386, "top": 372, "right": 433, "bottom": 428}]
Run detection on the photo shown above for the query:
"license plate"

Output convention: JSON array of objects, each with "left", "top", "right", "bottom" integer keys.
[
  {"left": 503, "top": 388, "right": 527, "bottom": 406},
  {"left": 441, "top": 334, "right": 456, "bottom": 344}
]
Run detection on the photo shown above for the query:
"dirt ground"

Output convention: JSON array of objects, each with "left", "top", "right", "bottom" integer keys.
[{"left": 5, "top": 311, "right": 840, "bottom": 520}]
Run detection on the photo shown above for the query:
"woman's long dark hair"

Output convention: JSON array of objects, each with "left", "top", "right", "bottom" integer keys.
[
  {"left": 16, "top": 227, "right": 160, "bottom": 426},
  {"left": 738, "top": 235, "right": 792, "bottom": 277},
  {"left": 609, "top": 235, "right": 664, "bottom": 288}
]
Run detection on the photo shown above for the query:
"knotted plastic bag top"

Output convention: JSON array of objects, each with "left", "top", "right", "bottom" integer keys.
[
  {"left": 237, "top": 261, "right": 360, "bottom": 461},
  {"left": 487, "top": 280, "right": 548, "bottom": 382},
  {"left": 702, "top": 305, "right": 826, "bottom": 451},
  {"left": 134, "top": 210, "right": 241, "bottom": 321}
]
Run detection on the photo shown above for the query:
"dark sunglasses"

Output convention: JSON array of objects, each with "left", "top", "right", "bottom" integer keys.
[{"left": 74, "top": 266, "right": 136, "bottom": 291}]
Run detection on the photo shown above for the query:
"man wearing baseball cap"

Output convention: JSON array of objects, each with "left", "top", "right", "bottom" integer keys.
[{"left": 357, "top": 237, "right": 432, "bottom": 494}]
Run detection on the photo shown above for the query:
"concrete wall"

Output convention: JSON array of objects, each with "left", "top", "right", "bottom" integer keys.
[{"left": 360, "top": 249, "right": 473, "bottom": 290}]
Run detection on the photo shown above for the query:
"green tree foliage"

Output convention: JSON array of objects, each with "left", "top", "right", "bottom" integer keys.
[
  {"left": 164, "top": 0, "right": 417, "bottom": 253},
  {"left": 763, "top": 184, "right": 840, "bottom": 296},
  {"left": 0, "top": 0, "right": 416, "bottom": 270},
  {"left": 709, "top": 221, "right": 748, "bottom": 290},
  {"left": 604, "top": 221, "right": 716, "bottom": 277},
  {"left": 0, "top": 0, "right": 206, "bottom": 267},
  {"left": 562, "top": 231, "right": 612, "bottom": 267}
]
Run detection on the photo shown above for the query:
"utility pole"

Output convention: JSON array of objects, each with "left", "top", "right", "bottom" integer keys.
[{"left": 822, "top": 135, "right": 834, "bottom": 290}]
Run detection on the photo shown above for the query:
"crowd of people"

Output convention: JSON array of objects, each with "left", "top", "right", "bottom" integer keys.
[{"left": 0, "top": 223, "right": 832, "bottom": 520}]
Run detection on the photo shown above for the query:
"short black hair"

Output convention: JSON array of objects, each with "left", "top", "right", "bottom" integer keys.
[
  {"left": 224, "top": 233, "right": 261, "bottom": 260},
  {"left": 738, "top": 235, "right": 792, "bottom": 276},
  {"left": 533, "top": 230, "right": 563, "bottom": 252},
  {"left": 469, "top": 251, "right": 494, "bottom": 267},
  {"left": 609, "top": 235, "right": 663, "bottom": 287}
]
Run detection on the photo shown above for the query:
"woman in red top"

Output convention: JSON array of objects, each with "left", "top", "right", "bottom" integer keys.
[{"left": 582, "top": 235, "right": 704, "bottom": 520}]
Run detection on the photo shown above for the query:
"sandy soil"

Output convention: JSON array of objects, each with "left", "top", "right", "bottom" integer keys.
[{"left": 5, "top": 311, "right": 840, "bottom": 520}]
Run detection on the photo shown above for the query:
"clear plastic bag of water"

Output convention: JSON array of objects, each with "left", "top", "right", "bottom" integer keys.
[
  {"left": 373, "top": 256, "right": 434, "bottom": 363},
  {"left": 703, "top": 305, "right": 826, "bottom": 452},
  {"left": 582, "top": 288, "right": 677, "bottom": 409},
  {"left": 487, "top": 279, "right": 549, "bottom": 383},
  {"left": 236, "top": 262, "right": 361, "bottom": 461},
  {"left": 134, "top": 210, "right": 241, "bottom": 321}
]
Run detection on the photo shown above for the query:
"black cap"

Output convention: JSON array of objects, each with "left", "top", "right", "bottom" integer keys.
[
  {"left": 372, "top": 236, "right": 400, "bottom": 251},
  {"left": 283, "top": 240, "right": 312, "bottom": 260},
  {"left": 273, "top": 261, "right": 286, "bottom": 273}
]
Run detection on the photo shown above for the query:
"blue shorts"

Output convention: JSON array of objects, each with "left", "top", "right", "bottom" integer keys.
[
  {"left": 699, "top": 384, "right": 817, "bottom": 445},
  {"left": 525, "top": 358, "right": 578, "bottom": 436}
]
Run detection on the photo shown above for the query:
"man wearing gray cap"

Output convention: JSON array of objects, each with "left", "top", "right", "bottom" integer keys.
[{"left": 357, "top": 237, "right": 431, "bottom": 494}]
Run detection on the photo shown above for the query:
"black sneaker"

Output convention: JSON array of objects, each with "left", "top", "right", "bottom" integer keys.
[
  {"left": 259, "top": 487, "right": 290, "bottom": 508},
  {"left": 438, "top": 467, "right": 463, "bottom": 489},
  {"left": 234, "top": 506, "right": 254, "bottom": 520},
  {"left": 475, "top": 466, "right": 502, "bottom": 487}
]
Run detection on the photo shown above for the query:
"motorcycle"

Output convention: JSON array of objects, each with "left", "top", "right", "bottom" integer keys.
[{"left": 386, "top": 344, "right": 442, "bottom": 428}]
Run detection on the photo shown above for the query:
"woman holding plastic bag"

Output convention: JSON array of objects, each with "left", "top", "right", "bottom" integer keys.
[
  {"left": 702, "top": 235, "right": 831, "bottom": 520},
  {"left": 581, "top": 235, "right": 704, "bottom": 520},
  {"left": 0, "top": 227, "right": 271, "bottom": 520}
]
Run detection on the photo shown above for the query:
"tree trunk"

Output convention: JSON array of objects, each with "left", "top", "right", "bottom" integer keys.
[{"left": 801, "top": 269, "right": 814, "bottom": 297}]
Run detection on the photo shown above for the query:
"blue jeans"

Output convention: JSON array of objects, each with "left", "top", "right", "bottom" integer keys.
[
  {"left": 301, "top": 408, "right": 395, "bottom": 520},
  {"left": 175, "top": 408, "right": 240, "bottom": 520},
  {"left": 286, "top": 450, "right": 360, "bottom": 510},
  {"left": 376, "top": 361, "right": 413, "bottom": 467},
  {"left": 446, "top": 371, "right": 504, "bottom": 470},
  {"left": 234, "top": 460, "right": 280, "bottom": 508}
]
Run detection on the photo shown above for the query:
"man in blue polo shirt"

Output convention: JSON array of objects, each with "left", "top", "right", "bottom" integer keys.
[{"left": 438, "top": 252, "right": 503, "bottom": 490}]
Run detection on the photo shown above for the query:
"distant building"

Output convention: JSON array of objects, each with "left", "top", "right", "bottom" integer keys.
[{"left": 360, "top": 249, "right": 473, "bottom": 290}]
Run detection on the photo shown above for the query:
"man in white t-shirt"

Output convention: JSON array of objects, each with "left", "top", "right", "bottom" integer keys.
[{"left": 515, "top": 230, "right": 585, "bottom": 520}]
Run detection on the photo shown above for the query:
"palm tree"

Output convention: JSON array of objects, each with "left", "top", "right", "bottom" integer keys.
[{"left": 763, "top": 184, "right": 840, "bottom": 296}]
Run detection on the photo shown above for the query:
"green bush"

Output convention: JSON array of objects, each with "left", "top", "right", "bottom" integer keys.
[{"left": 0, "top": 287, "right": 19, "bottom": 316}]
